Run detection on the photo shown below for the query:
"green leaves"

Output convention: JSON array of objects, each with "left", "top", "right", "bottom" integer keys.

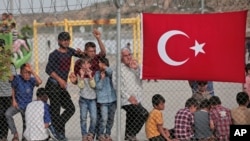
[{"left": 0, "top": 47, "right": 12, "bottom": 81}]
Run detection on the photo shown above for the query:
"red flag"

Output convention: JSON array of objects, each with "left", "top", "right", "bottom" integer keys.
[{"left": 142, "top": 11, "right": 247, "bottom": 83}]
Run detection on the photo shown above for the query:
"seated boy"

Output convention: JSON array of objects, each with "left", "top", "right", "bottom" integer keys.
[
  {"left": 194, "top": 99, "right": 215, "bottom": 141},
  {"left": 174, "top": 97, "right": 198, "bottom": 141},
  {"left": 145, "top": 94, "right": 174, "bottom": 141},
  {"left": 5, "top": 63, "right": 42, "bottom": 141},
  {"left": 209, "top": 96, "right": 232, "bottom": 141},
  {"left": 23, "top": 87, "right": 58, "bottom": 141},
  {"left": 231, "top": 92, "right": 250, "bottom": 124},
  {"left": 192, "top": 81, "right": 212, "bottom": 106}
]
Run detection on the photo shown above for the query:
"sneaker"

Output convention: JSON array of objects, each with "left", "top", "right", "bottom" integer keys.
[
  {"left": 48, "top": 125, "right": 59, "bottom": 141},
  {"left": 57, "top": 133, "right": 68, "bottom": 141},
  {"left": 87, "top": 133, "right": 94, "bottom": 141},
  {"left": 105, "top": 134, "right": 112, "bottom": 141},
  {"left": 124, "top": 135, "right": 138, "bottom": 141},
  {"left": 98, "top": 134, "right": 106, "bottom": 141}
]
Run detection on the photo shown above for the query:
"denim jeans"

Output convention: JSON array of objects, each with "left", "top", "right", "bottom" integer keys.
[
  {"left": 79, "top": 97, "right": 97, "bottom": 136},
  {"left": 5, "top": 106, "right": 25, "bottom": 134},
  {"left": 98, "top": 101, "right": 117, "bottom": 136}
]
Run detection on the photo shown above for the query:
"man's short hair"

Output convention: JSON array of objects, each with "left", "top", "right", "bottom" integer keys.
[
  {"left": 85, "top": 42, "right": 96, "bottom": 50},
  {"left": 185, "top": 97, "right": 198, "bottom": 108},
  {"left": 152, "top": 94, "right": 165, "bottom": 106},
  {"left": 36, "top": 88, "right": 48, "bottom": 98},
  {"left": 209, "top": 96, "right": 221, "bottom": 105},
  {"left": 236, "top": 92, "right": 249, "bottom": 105}
]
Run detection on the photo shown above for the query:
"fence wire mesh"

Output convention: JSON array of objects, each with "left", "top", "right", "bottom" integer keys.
[{"left": 0, "top": 0, "right": 250, "bottom": 141}]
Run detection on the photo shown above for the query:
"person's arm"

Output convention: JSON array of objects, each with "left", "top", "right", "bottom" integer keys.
[
  {"left": 69, "top": 72, "right": 77, "bottom": 85},
  {"left": 31, "top": 71, "right": 42, "bottom": 86},
  {"left": 93, "top": 29, "right": 106, "bottom": 56},
  {"left": 45, "top": 52, "right": 66, "bottom": 88},
  {"left": 25, "top": 64, "right": 42, "bottom": 86},
  {"left": 44, "top": 103, "right": 51, "bottom": 128},
  {"left": 11, "top": 88, "right": 18, "bottom": 108},
  {"left": 121, "top": 64, "right": 138, "bottom": 104},
  {"left": 77, "top": 76, "right": 85, "bottom": 89},
  {"left": 94, "top": 71, "right": 104, "bottom": 90}
]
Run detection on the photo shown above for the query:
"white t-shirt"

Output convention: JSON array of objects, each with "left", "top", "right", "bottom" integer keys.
[{"left": 24, "top": 101, "right": 49, "bottom": 141}]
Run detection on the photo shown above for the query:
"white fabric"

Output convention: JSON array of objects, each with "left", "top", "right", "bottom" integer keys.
[
  {"left": 24, "top": 101, "right": 49, "bottom": 141},
  {"left": 121, "top": 63, "right": 143, "bottom": 105}
]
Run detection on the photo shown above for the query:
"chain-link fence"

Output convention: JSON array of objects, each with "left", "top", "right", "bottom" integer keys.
[{"left": 0, "top": 0, "right": 250, "bottom": 141}]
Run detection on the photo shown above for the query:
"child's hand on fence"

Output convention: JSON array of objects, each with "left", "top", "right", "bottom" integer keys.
[
  {"left": 69, "top": 72, "right": 77, "bottom": 83},
  {"left": 100, "top": 71, "right": 105, "bottom": 79}
]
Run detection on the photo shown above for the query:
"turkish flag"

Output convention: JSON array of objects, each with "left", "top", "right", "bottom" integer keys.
[{"left": 142, "top": 11, "right": 247, "bottom": 83}]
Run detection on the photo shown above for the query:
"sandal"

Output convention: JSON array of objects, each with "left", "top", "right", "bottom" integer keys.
[{"left": 12, "top": 137, "right": 19, "bottom": 141}]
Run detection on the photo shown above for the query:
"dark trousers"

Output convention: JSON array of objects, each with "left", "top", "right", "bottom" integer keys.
[
  {"left": 149, "top": 135, "right": 166, "bottom": 141},
  {"left": 0, "top": 96, "right": 11, "bottom": 139},
  {"left": 45, "top": 81, "right": 75, "bottom": 135},
  {"left": 122, "top": 103, "right": 148, "bottom": 137},
  {"left": 95, "top": 103, "right": 102, "bottom": 137}
]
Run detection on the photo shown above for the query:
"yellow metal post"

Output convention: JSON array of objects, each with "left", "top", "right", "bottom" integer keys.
[
  {"left": 136, "top": 15, "right": 141, "bottom": 63},
  {"left": 33, "top": 20, "right": 39, "bottom": 74}
]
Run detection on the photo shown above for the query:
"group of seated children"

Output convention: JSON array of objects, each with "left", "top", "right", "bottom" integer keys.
[{"left": 145, "top": 88, "right": 250, "bottom": 141}]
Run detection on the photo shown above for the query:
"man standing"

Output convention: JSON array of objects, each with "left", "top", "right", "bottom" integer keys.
[
  {"left": 45, "top": 31, "right": 81, "bottom": 141},
  {"left": 120, "top": 47, "right": 149, "bottom": 141}
]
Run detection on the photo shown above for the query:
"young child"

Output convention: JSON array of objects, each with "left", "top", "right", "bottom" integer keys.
[
  {"left": 174, "top": 97, "right": 198, "bottom": 141},
  {"left": 194, "top": 99, "right": 215, "bottom": 141},
  {"left": 23, "top": 88, "right": 58, "bottom": 141},
  {"left": 231, "top": 92, "right": 250, "bottom": 124},
  {"left": 5, "top": 63, "right": 42, "bottom": 141},
  {"left": 145, "top": 94, "right": 173, "bottom": 141},
  {"left": 209, "top": 96, "right": 232, "bottom": 141},
  {"left": 69, "top": 56, "right": 96, "bottom": 141},
  {"left": 192, "top": 81, "right": 212, "bottom": 106},
  {"left": 94, "top": 57, "right": 116, "bottom": 141}
]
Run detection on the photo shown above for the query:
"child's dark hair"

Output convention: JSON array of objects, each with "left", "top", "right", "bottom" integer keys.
[
  {"left": 99, "top": 57, "right": 109, "bottom": 67},
  {"left": 185, "top": 97, "right": 198, "bottom": 108},
  {"left": 85, "top": 42, "right": 96, "bottom": 50},
  {"left": 152, "top": 94, "right": 165, "bottom": 107},
  {"left": 36, "top": 88, "right": 47, "bottom": 98},
  {"left": 20, "top": 63, "right": 28, "bottom": 71},
  {"left": 200, "top": 99, "right": 210, "bottom": 109},
  {"left": 209, "top": 96, "right": 221, "bottom": 106},
  {"left": 245, "top": 63, "right": 250, "bottom": 73},
  {"left": 79, "top": 56, "right": 91, "bottom": 65},
  {"left": 236, "top": 92, "right": 249, "bottom": 105}
]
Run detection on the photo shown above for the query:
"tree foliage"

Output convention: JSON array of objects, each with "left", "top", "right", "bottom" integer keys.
[{"left": 0, "top": 47, "right": 12, "bottom": 81}]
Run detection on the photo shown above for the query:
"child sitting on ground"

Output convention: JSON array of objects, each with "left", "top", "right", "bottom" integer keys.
[
  {"left": 174, "top": 97, "right": 198, "bottom": 141},
  {"left": 145, "top": 94, "right": 176, "bottom": 141},
  {"left": 231, "top": 92, "right": 250, "bottom": 125}
]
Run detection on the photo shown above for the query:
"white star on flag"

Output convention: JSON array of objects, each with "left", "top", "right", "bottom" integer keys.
[{"left": 190, "top": 40, "right": 206, "bottom": 56}]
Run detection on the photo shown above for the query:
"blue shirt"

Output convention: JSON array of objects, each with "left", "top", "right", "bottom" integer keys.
[
  {"left": 94, "top": 67, "right": 116, "bottom": 104},
  {"left": 12, "top": 75, "right": 36, "bottom": 109}
]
